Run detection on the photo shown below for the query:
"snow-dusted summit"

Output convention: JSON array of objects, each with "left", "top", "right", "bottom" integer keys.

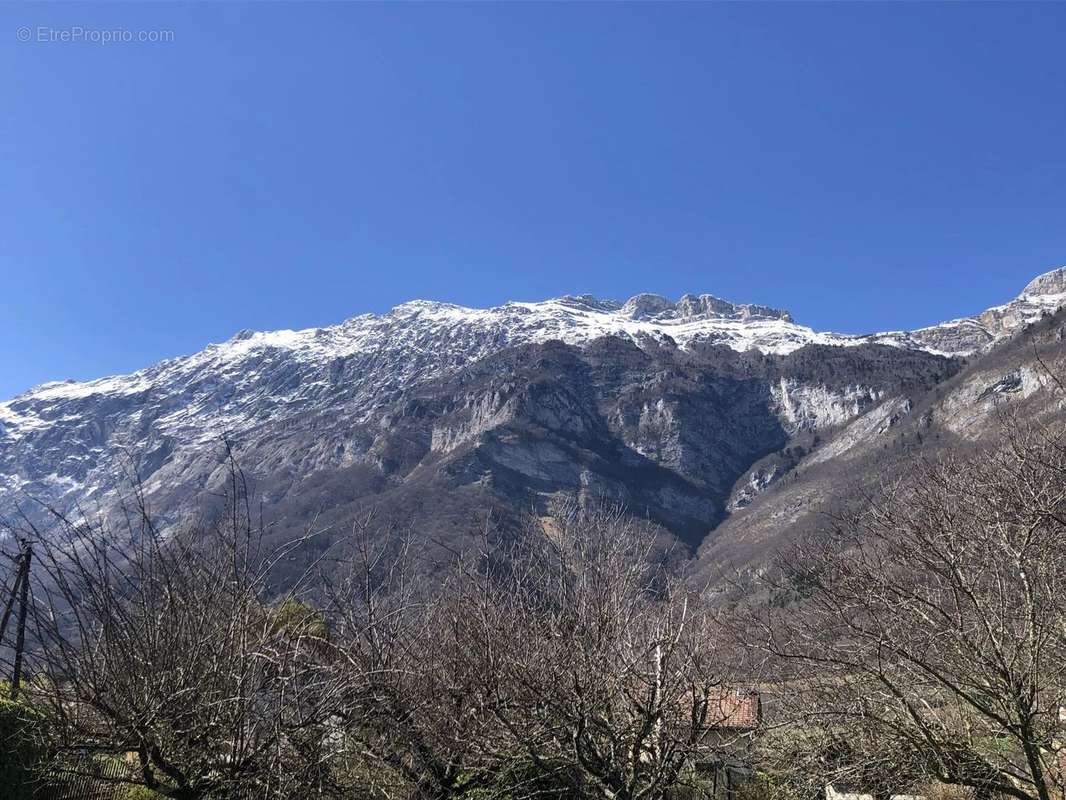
[{"left": 1, "top": 265, "right": 1064, "bottom": 528}]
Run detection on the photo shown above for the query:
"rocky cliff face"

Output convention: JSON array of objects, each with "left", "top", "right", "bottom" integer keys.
[
  {"left": 1, "top": 267, "right": 1064, "bottom": 566},
  {"left": 695, "top": 305, "right": 1066, "bottom": 587}
]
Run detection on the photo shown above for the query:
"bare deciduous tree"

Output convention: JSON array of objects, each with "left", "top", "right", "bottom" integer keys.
[
  {"left": 3, "top": 462, "right": 754, "bottom": 800},
  {"left": 12, "top": 461, "right": 345, "bottom": 800},
  {"left": 466, "top": 502, "right": 745, "bottom": 800},
  {"left": 757, "top": 419, "right": 1066, "bottom": 800},
  {"left": 324, "top": 513, "right": 520, "bottom": 799}
]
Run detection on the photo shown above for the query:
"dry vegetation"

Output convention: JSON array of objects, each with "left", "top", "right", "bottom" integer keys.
[{"left": 2, "top": 415, "right": 1066, "bottom": 800}]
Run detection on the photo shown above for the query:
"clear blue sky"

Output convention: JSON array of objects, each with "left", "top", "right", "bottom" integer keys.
[{"left": 2, "top": 2, "right": 1065, "bottom": 399}]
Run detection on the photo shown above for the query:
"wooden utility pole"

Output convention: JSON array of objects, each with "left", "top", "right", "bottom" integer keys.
[
  {"left": 1, "top": 541, "right": 32, "bottom": 700},
  {"left": 0, "top": 553, "right": 19, "bottom": 644}
]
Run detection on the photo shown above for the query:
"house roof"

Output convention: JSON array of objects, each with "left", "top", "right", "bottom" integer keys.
[{"left": 707, "top": 687, "right": 760, "bottom": 731}]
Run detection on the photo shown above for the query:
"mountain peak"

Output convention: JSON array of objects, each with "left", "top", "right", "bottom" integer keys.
[
  {"left": 1020, "top": 266, "right": 1066, "bottom": 299},
  {"left": 620, "top": 293, "right": 676, "bottom": 319},
  {"left": 620, "top": 292, "right": 794, "bottom": 323}
]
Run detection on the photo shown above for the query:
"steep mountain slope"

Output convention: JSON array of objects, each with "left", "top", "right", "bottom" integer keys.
[
  {"left": 1, "top": 267, "right": 1064, "bottom": 563},
  {"left": 695, "top": 302, "right": 1066, "bottom": 585},
  {"left": 242, "top": 339, "right": 956, "bottom": 570}
]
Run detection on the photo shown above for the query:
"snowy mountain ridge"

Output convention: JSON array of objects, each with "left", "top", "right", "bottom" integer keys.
[
  {"left": 8, "top": 265, "right": 1066, "bottom": 412},
  {"left": 0, "top": 265, "right": 1063, "bottom": 526}
]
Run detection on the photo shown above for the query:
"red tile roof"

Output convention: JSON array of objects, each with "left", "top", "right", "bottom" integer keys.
[{"left": 707, "top": 687, "right": 760, "bottom": 731}]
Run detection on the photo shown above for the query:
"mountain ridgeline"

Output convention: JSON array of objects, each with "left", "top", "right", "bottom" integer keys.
[{"left": 3, "top": 266, "right": 1066, "bottom": 580}]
